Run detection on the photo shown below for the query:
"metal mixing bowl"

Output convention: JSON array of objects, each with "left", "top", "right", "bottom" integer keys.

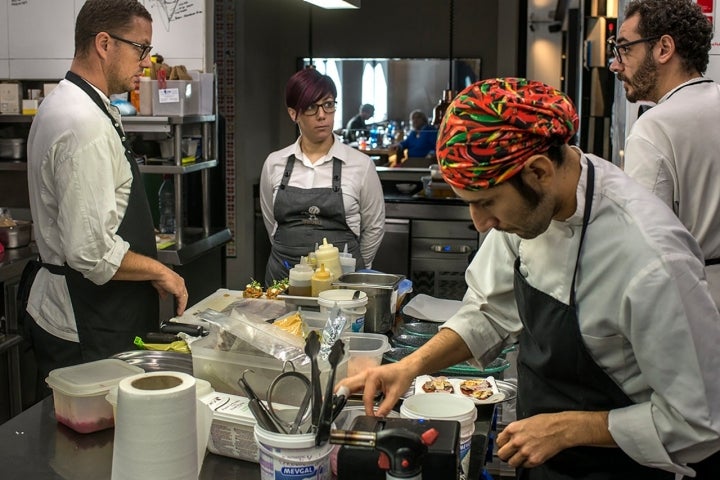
[{"left": 0, "top": 220, "right": 32, "bottom": 248}]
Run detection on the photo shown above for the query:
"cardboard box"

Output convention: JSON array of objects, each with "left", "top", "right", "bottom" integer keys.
[{"left": 0, "top": 83, "right": 22, "bottom": 114}]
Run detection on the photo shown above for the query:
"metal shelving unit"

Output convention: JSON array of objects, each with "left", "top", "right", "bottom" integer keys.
[{"left": 123, "top": 114, "right": 230, "bottom": 266}]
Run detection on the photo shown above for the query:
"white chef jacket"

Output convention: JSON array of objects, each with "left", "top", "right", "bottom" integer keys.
[
  {"left": 26, "top": 79, "right": 131, "bottom": 342},
  {"left": 260, "top": 136, "right": 385, "bottom": 268},
  {"left": 443, "top": 152, "right": 720, "bottom": 475},
  {"left": 624, "top": 77, "right": 720, "bottom": 308}
]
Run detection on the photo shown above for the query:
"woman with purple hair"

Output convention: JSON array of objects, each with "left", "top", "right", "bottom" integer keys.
[{"left": 260, "top": 68, "right": 385, "bottom": 285}]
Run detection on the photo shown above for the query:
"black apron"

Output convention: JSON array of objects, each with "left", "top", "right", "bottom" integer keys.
[
  {"left": 513, "top": 159, "right": 673, "bottom": 480},
  {"left": 42, "top": 71, "right": 159, "bottom": 361},
  {"left": 265, "top": 155, "right": 364, "bottom": 285}
]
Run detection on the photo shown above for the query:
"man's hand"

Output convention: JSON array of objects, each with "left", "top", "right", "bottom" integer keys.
[
  {"left": 114, "top": 250, "right": 188, "bottom": 315},
  {"left": 496, "top": 411, "right": 614, "bottom": 468},
  {"left": 151, "top": 266, "right": 188, "bottom": 315},
  {"left": 336, "top": 361, "right": 415, "bottom": 417}
]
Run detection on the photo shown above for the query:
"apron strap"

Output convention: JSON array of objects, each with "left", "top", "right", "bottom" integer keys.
[{"left": 569, "top": 159, "right": 595, "bottom": 307}]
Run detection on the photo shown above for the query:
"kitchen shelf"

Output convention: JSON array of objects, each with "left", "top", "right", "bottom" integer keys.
[
  {"left": 0, "top": 162, "right": 26, "bottom": 171},
  {"left": 124, "top": 112, "right": 227, "bottom": 262},
  {"left": 139, "top": 159, "right": 217, "bottom": 174},
  {"left": 0, "top": 114, "right": 33, "bottom": 123},
  {"left": 156, "top": 227, "right": 232, "bottom": 266}
]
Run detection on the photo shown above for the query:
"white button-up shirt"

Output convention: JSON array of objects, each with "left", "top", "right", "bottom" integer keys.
[
  {"left": 26, "top": 78, "right": 131, "bottom": 341},
  {"left": 443, "top": 153, "right": 720, "bottom": 475}
]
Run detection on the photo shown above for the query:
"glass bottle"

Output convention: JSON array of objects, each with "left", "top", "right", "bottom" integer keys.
[
  {"left": 158, "top": 174, "right": 175, "bottom": 234},
  {"left": 432, "top": 89, "right": 455, "bottom": 126}
]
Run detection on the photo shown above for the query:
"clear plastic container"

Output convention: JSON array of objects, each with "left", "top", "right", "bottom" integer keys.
[
  {"left": 340, "top": 332, "right": 390, "bottom": 377},
  {"left": 45, "top": 359, "right": 144, "bottom": 434}
]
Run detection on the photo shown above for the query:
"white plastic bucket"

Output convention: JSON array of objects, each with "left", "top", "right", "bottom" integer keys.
[
  {"left": 400, "top": 393, "right": 477, "bottom": 475},
  {"left": 317, "top": 289, "right": 368, "bottom": 333},
  {"left": 254, "top": 425, "right": 333, "bottom": 480}
]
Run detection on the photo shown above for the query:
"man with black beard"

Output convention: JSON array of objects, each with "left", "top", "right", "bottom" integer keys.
[
  {"left": 611, "top": 0, "right": 720, "bottom": 305},
  {"left": 610, "top": 1, "right": 720, "bottom": 478}
]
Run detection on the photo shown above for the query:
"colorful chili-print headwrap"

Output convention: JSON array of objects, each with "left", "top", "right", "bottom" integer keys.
[{"left": 436, "top": 78, "right": 578, "bottom": 190}]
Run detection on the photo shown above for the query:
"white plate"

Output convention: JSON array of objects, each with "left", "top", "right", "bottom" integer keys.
[
  {"left": 402, "top": 294, "right": 462, "bottom": 322},
  {"left": 413, "top": 375, "right": 506, "bottom": 405}
]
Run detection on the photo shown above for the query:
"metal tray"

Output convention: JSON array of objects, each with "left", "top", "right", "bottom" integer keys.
[
  {"left": 111, "top": 350, "right": 193, "bottom": 375},
  {"left": 383, "top": 346, "right": 511, "bottom": 377}
]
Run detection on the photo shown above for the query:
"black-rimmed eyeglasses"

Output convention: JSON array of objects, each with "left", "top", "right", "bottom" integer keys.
[
  {"left": 607, "top": 35, "right": 661, "bottom": 64},
  {"left": 92, "top": 32, "right": 152, "bottom": 61},
  {"left": 303, "top": 100, "right": 337, "bottom": 116}
]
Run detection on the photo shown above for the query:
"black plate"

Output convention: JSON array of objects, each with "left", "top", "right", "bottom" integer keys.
[
  {"left": 391, "top": 334, "right": 428, "bottom": 349},
  {"left": 397, "top": 322, "right": 439, "bottom": 338}
]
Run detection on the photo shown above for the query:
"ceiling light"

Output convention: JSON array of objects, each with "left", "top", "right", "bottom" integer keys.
[{"left": 303, "top": 0, "right": 360, "bottom": 9}]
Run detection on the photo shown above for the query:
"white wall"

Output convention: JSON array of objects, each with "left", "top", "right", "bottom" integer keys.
[{"left": 526, "top": 0, "right": 563, "bottom": 88}]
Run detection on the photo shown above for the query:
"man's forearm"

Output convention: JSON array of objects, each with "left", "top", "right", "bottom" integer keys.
[
  {"left": 402, "top": 328, "right": 472, "bottom": 378},
  {"left": 112, "top": 250, "right": 167, "bottom": 282}
]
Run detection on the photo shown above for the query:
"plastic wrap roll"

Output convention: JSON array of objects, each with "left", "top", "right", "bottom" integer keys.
[{"left": 111, "top": 371, "right": 200, "bottom": 480}]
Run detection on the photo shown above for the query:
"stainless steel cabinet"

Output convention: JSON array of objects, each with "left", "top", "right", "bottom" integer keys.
[{"left": 372, "top": 218, "right": 410, "bottom": 277}]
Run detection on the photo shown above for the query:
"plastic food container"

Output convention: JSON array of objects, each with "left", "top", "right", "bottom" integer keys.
[
  {"left": 191, "top": 331, "right": 349, "bottom": 401},
  {"left": 45, "top": 359, "right": 144, "bottom": 434},
  {"left": 317, "top": 289, "right": 368, "bottom": 333},
  {"left": 340, "top": 332, "right": 390, "bottom": 377},
  {"left": 201, "top": 392, "right": 259, "bottom": 462}
]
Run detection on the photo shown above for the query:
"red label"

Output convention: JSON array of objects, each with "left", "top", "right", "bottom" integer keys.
[{"left": 697, "top": 0, "right": 714, "bottom": 14}]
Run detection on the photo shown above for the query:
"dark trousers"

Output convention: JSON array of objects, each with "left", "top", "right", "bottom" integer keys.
[
  {"left": 683, "top": 451, "right": 720, "bottom": 480},
  {"left": 24, "top": 313, "right": 83, "bottom": 399}
]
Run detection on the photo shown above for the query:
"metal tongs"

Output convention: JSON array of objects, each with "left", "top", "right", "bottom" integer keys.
[{"left": 315, "top": 338, "right": 345, "bottom": 446}]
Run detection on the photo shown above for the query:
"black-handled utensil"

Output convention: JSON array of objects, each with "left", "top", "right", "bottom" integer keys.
[
  {"left": 330, "top": 385, "right": 350, "bottom": 424},
  {"left": 160, "top": 321, "right": 206, "bottom": 337},
  {"left": 305, "top": 330, "right": 322, "bottom": 431},
  {"left": 237, "top": 370, "right": 286, "bottom": 434},
  {"left": 316, "top": 339, "right": 345, "bottom": 446}
]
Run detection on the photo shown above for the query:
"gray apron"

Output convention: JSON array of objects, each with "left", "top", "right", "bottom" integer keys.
[
  {"left": 513, "top": 159, "right": 673, "bottom": 479},
  {"left": 265, "top": 155, "right": 363, "bottom": 285}
]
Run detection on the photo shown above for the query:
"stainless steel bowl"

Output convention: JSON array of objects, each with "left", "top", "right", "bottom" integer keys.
[
  {"left": 0, "top": 220, "right": 32, "bottom": 248},
  {"left": 110, "top": 350, "right": 193, "bottom": 375},
  {"left": 0, "top": 138, "right": 26, "bottom": 160}
]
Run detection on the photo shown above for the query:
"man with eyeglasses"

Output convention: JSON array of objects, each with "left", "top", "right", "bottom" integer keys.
[
  {"left": 260, "top": 68, "right": 385, "bottom": 285},
  {"left": 610, "top": 1, "right": 720, "bottom": 478},
  {"left": 24, "top": 0, "right": 188, "bottom": 397}
]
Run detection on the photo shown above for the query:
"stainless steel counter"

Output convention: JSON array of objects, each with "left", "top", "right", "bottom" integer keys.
[
  {"left": 0, "top": 397, "right": 260, "bottom": 480},
  {"left": 0, "top": 396, "right": 495, "bottom": 480}
]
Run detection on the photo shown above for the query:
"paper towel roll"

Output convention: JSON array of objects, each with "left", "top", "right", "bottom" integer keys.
[{"left": 111, "top": 371, "right": 199, "bottom": 480}]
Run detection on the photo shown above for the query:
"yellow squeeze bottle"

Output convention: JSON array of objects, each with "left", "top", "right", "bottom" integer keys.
[
  {"left": 311, "top": 264, "right": 333, "bottom": 297},
  {"left": 315, "top": 238, "right": 342, "bottom": 280}
]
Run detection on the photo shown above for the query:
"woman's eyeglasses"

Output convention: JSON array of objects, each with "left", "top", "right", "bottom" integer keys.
[
  {"left": 607, "top": 35, "right": 661, "bottom": 64},
  {"left": 92, "top": 32, "right": 153, "bottom": 61},
  {"left": 303, "top": 100, "right": 337, "bottom": 116}
]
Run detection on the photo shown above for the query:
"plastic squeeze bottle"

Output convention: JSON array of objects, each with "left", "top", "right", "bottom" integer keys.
[
  {"left": 311, "top": 264, "right": 333, "bottom": 297},
  {"left": 338, "top": 243, "right": 357, "bottom": 275},
  {"left": 315, "top": 238, "right": 342, "bottom": 280},
  {"left": 288, "top": 256, "right": 313, "bottom": 297}
]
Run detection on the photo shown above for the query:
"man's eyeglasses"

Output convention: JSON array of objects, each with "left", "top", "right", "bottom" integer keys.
[
  {"left": 303, "top": 100, "right": 337, "bottom": 116},
  {"left": 607, "top": 35, "right": 661, "bottom": 64},
  {"left": 92, "top": 32, "right": 153, "bottom": 61}
]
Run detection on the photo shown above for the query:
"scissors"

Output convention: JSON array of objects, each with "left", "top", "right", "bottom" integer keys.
[{"left": 266, "top": 361, "right": 313, "bottom": 434}]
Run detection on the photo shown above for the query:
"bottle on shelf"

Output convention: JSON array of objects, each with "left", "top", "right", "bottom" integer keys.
[
  {"left": 315, "top": 237, "right": 342, "bottom": 280},
  {"left": 432, "top": 89, "right": 455, "bottom": 127},
  {"left": 288, "top": 256, "right": 313, "bottom": 297},
  {"left": 311, "top": 263, "right": 333, "bottom": 297},
  {"left": 158, "top": 174, "right": 175, "bottom": 234}
]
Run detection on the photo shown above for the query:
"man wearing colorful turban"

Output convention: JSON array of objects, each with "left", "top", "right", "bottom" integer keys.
[{"left": 338, "top": 78, "right": 720, "bottom": 479}]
